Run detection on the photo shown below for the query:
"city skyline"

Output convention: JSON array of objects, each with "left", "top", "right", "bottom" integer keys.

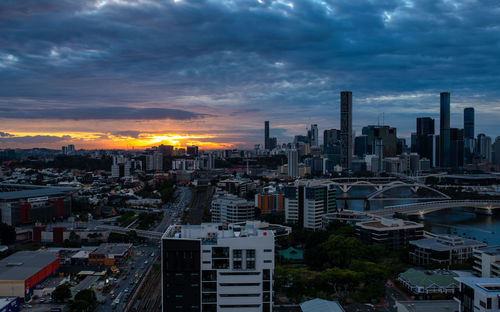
[{"left": 1, "top": 0, "right": 500, "bottom": 149}]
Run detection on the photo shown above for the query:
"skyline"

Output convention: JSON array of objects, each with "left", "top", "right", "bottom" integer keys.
[{"left": 1, "top": 0, "right": 500, "bottom": 149}]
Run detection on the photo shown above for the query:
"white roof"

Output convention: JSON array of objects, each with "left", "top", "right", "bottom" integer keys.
[{"left": 300, "top": 298, "right": 345, "bottom": 312}]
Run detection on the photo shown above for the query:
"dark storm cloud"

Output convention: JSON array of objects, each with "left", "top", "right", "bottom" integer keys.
[
  {"left": 0, "top": 106, "right": 205, "bottom": 120},
  {"left": 0, "top": 131, "right": 14, "bottom": 137},
  {"left": 0, "top": 135, "right": 72, "bottom": 144},
  {"left": 1, "top": 0, "right": 500, "bottom": 142}
]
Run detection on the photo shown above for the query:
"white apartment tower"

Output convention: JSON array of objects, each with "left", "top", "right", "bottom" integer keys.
[
  {"left": 211, "top": 193, "right": 254, "bottom": 225},
  {"left": 161, "top": 222, "right": 274, "bottom": 312}
]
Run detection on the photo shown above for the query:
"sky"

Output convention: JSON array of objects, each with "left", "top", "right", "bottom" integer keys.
[{"left": 1, "top": 0, "right": 500, "bottom": 150}]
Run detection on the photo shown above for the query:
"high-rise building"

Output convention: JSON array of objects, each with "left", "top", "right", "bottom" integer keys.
[
  {"left": 309, "top": 124, "right": 319, "bottom": 147},
  {"left": 146, "top": 152, "right": 163, "bottom": 171},
  {"left": 269, "top": 137, "right": 277, "bottom": 150},
  {"left": 161, "top": 222, "right": 275, "bottom": 312},
  {"left": 494, "top": 137, "right": 500, "bottom": 167},
  {"left": 464, "top": 107, "right": 475, "bottom": 139},
  {"left": 340, "top": 91, "right": 353, "bottom": 170},
  {"left": 323, "top": 129, "right": 341, "bottom": 148},
  {"left": 477, "top": 134, "right": 492, "bottom": 162},
  {"left": 354, "top": 135, "right": 368, "bottom": 157},
  {"left": 440, "top": 92, "right": 451, "bottom": 168},
  {"left": 264, "top": 121, "right": 270, "bottom": 150},
  {"left": 287, "top": 149, "right": 298, "bottom": 178},
  {"left": 211, "top": 193, "right": 254, "bottom": 225},
  {"left": 450, "top": 128, "right": 464, "bottom": 169},
  {"left": 362, "top": 125, "right": 398, "bottom": 157},
  {"left": 284, "top": 181, "right": 337, "bottom": 230},
  {"left": 111, "top": 155, "right": 131, "bottom": 178},
  {"left": 415, "top": 117, "right": 436, "bottom": 163}
]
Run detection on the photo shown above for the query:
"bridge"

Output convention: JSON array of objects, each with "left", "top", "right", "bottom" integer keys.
[
  {"left": 97, "top": 225, "right": 163, "bottom": 239},
  {"left": 331, "top": 180, "right": 410, "bottom": 193},
  {"left": 367, "top": 183, "right": 451, "bottom": 200},
  {"left": 368, "top": 200, "right": 500, "bottom": 218}
]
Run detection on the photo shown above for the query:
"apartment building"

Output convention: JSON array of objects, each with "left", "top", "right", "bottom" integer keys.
[{"left": 161, "top": 222, "right": 274, "bottom": 312}]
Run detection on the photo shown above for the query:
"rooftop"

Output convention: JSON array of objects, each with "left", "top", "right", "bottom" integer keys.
[
  {"left": 300, "top": 298, "right": 345, "bottom": 312},
  {"left": 396, "top": 300, "right": 458, "bottom": 312},
  {"left": 455, "top": 277, "right": 500, "bottom": 294},
  {"left": 410, "top": 235, "right": 487, "bottom": 251},
  {"left": 163, "top": 222, "right": 275, "bottom": 241},
  {"left": 91, "top": 244, "right": 132, "bottom": 257},
  {"left": 399, "top": 268, "right": 458, "bottom": 288},
  {"left": 0, "top": 251, "right": 58, "bottom": 281},
  {"left": 358, "top": 218, "right": 423, "bottom": 230},
  {"left": 0, "top": 183, "right": 76, "bottom": 200}
]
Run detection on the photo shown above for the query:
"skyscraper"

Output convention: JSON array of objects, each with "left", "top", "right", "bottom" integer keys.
[
  {"left": 464, "top": 107, "right": 475, "bottom": 139},
  {"left": 440, "top": 92, "right": 451, "bottom": 168},
  {"left": 264, "top": 121, "right": 270, "bottom": 150},
  {"left": 416, "top": 117, "right": 436, "bottom": 164},
  {"left": 287, "top": 149, "right": 298, "bottom": 178},
  {"left": 340, "top": 91, "right": 352, "bottom": 170},
  {"left": 309, "top": 124, "right": 319, "bottom": 147}
]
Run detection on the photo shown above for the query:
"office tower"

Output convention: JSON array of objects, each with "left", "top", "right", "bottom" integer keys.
[
  {"left": 324, "top": 129, "right": 341, "bottom": 148},
  {"left": 111, "top": 155, "right": 131, "bottom": 178},
  {"left": 415, "top": 117, "right": 436, "bottom": 163},
  {"left": 494, "top": 137, "right": 500, "bottom": 166},
  {"left": 309, "top": 124, "right": 319, "bottom": 147},
  {"left": 287, "top": 149, "right": 299, "bottom": 177},
  {"left": 450, "top": 128, "right": 464, "bottom": 169},
  {"left": 464, "top": 107, "right": 475, "bottom": 139},
  {"left": 159, "top": 144, "right": 174, "bottom": 156},
  {"left": 161, "top": 222, "right": 275, "bottom": 312},
  {"left": 264, "top": 121, "right": 270, "bottom": 150},
  {"left": 340, "top": 91, "right": 352, "bottom": 170},
  {"left": 375, "top": 138, "right": 383, "bottom": 172},
  {"left": 211, "top": 193, "right": 254, "bottom": 225},
  {"left": 397, "top": 138, "right": 407, "bottom": 155},
  {"left": 61, "top": 146, "right": 68, "bottom": 155},
  {"left": 67, "top": 144, "right": 75, "bottom": 153},
  {"left": 477, "top": 134, "right": 492, "bottom": 162},
  {"left": 440, "top": 92, "right": 451, "bottom": 168},
  {"left": 354, "top": 135, "right": 368, "bottom": 157},
  {"left": 361, "top": 125, "right": 398, "bottom": 157},
  {"left": 146, "top": 152, "right": 163, "bottom": 171},
  {"left": 284, "top": 181, "right": 337, "bottom": 230},
  {"left": 269, "top": 137, "right": 277, "bottom": 150}
]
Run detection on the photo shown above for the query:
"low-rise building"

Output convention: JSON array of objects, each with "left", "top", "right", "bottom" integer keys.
[
  {"left": 454, "top": 277, "right": 500, "bottom": 312},
  {"left": 473, "top": 246, "right": 500, "bottom": 278},
  {"left": 409, "top": 235, "right": 486, "bottom": 266},
  {"left": 395, "top": 300, "right": 459, "bottom": 312},
  {"left": 0, "top": 251, "right": 59, "bottom": 299},
  {"left": 398, "top": 268, "right": 459, "bottom": 295},
  {"left": 88, "top": 243, "right": 132, "bottom": 266},
  {"left": 357, "top": 218, "right": 424, "bottom": 250}
]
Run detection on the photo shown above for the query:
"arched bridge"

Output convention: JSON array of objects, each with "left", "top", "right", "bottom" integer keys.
[
  {"left": 332, "top": 180, "right": 410, "bottom": 193},
  {"left": 369, "top": 200, "right": 500, "bottom": 218},
  {"left": 367, "top": 184, "right": 451, "bottom": 201}
]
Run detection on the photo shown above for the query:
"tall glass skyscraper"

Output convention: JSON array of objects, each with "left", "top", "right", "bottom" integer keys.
[
  {"left": 340, "top": 91, "right": 352, "bottom": 170},
  {"left": 464, "top": 107, "right": 475, "bottom": 139},
  {"left": 440, "top": 92, "right": 451, "bottom": 168},
  {"left": 264, "top": 120, "right": 270, "bottom": 150}
]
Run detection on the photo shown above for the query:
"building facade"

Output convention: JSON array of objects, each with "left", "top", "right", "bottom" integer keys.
[
  {"left": 440, "top": 92, "right": 451, "bottom": 168},
  {"left": 340, "top": 91, "right": 352, "bottom": 170},
  {"left": 357, "top": 218, "right": 424, "bottom": 250},
  {"left": 211, "top": 193, "right": 255, "bottom": 225},
  {"left": 161, "top": 223, "right": 275, "bottom": 312}
]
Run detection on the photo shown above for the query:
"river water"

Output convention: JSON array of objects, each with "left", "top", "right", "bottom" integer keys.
[{"left": 338, "top": 186, "right": 500, "bottom": 245}]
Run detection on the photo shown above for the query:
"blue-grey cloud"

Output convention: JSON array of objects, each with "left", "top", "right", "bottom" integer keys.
[
  {"left": 0, "top": 0, "right": 499, "bottom": 144},
  {"left": 0, "top": 106, "right": 205, "bottom": 120},
  {"left": 0, "top": 131, "right": 14, "bottom": 137}
]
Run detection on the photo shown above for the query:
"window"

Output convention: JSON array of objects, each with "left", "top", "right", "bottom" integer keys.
[
  {"left": 213, "top": 259, "right": 229, "bottom": 269},
  {"left": 246, "top": 260, "right": 255, "bottom": 270},
  {"left": 263, "top": 269, "right": 271, "bottom": 281},
  {"left": 487, "top": 297, "right": 492, "bottom": 309},
  {"left": 233, "top": 260, "right": 242, "bottom": 270},
  {"left": 202, "top": 282, "right": 217, "bottom": 292},
  {"left": 202, "top": 293, "right": 216, "bottom": 303},
  {"left": 263, "top": 281, "right": 270, "bottom": 291},
  {"left": 263, "top": 303, "right": 271, "bottom": 312},
  {"left": 233, "top": 249, "right": 242, "bottom": 258},
  {"left": 202, "top": 270, "right": 216, "bottom": 281},
  {"left": 246, "top": 249, "right": 256, "bottom": 258},
  {"left": 264, "top": 249, "right": 272, "bottom": 252},
  {"left": 213, "top": 247, "right": 229, "bottom": 258}
]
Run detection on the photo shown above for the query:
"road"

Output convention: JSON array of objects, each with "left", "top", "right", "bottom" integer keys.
[{"left": 185, "top": 185, "right": 214, "bottom": 225}]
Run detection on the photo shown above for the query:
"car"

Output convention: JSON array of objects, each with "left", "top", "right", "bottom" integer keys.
[
  {"left": 144, "top": 260, "right": 148, "bottom": 264},
  {"left": 122, "top": 276, "right": 127, "bottom": 280},
  {"left": 124, "top": 288, "right": 129, "bottom": 293}
]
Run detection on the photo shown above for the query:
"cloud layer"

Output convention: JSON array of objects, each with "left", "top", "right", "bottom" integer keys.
[{"left": 0, "top": 0, "right": 499, "bottom": 148}]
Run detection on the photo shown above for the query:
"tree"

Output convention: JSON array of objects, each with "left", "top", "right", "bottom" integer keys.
[
  {"left": 70, "top": 289, "right": 97, "bottom": 312},
  {"left": 52, "top": 284, "right": 72, "bottom": 302},
  {"left": 0, "top": 222, "right": 16, "bottom": 245}
]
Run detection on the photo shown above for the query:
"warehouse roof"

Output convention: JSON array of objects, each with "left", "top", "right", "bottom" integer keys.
[
  {"left": 0, "top": 251, "right": 58, "bottom": 281},
  {"left": 0, "top": 184, "right": 76, "bottom": 201}
]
